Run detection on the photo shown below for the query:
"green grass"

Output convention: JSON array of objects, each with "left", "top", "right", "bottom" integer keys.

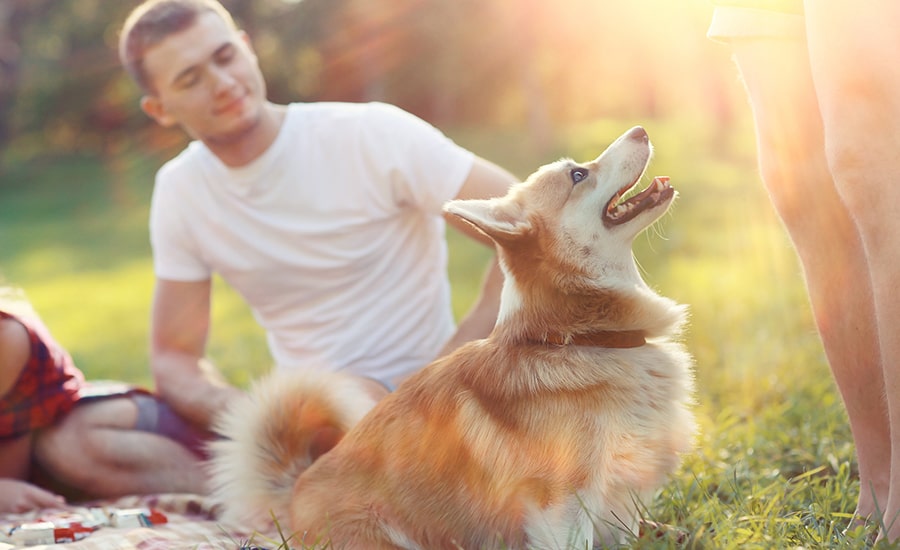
[{"left": 0, "top": 117, "right": 889, "bottom": 548}]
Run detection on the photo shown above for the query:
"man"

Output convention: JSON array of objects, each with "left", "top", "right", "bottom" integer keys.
[
  {"left": 709, "top": 1, "right": 900, "bottom": 541},
  {"left": 118, "top": 0, "right": 516, "bottom": 433}
]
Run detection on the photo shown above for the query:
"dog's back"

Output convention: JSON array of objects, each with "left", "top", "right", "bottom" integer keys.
[{"left": 286, "top": 334, "right": 693, "bottom": 549}]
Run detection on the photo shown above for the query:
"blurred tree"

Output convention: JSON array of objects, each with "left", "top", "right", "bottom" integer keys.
[
  {"left": 4, "top": 0, "right": 135, "bottom": 159},
  {"left": 0, "top": 0, "right": 740, "bottom": 175},
  {"left": 0, "top": 0, "right": 37, "bottom": 165}
]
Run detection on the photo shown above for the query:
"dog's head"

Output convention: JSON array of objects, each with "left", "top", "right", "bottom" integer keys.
[{"left": 445, "top": 126, "right": 684, "bottom": 338}]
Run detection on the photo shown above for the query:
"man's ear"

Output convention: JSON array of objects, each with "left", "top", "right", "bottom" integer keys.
[
  {"left": 443, "top": 198, "right": 530, "bottom": 244},
  {"left": 140, "top": 95, "right": 177, "bottom": 127}
]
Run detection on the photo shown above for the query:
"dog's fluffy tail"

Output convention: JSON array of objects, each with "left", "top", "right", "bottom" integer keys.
[{"left": 207, "top": 369, "right": 379, "bottom": 527}]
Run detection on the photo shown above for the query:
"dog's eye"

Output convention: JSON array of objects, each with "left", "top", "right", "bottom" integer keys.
[{"left": 570, "top": 168, "right": 589, "bottom": 184}]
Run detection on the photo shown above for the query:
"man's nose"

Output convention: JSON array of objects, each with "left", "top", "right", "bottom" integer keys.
[{"left": 209, "top": 66, "right": 236, "bottom": 93}]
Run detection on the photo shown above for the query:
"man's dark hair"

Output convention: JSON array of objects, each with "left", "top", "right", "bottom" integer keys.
[{"left": 119, "top": 0, "right": 237, "bottom": 93}]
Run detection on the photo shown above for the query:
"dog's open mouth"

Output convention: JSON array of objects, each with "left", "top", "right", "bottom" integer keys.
[{"left": 603, "top": 176, "right": 675, "bottom": 226}]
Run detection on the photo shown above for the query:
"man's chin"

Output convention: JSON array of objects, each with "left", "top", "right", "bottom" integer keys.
[{"left": 207, "top": 111, "right": 262, "bottom": 145}]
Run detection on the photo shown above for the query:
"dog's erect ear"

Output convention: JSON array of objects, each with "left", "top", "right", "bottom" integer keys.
[{"left": 444, "top": 198, "right": 530, "bottom": 243}]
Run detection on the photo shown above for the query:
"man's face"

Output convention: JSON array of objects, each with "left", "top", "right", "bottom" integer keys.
[{"left": 140, "top": 12, "right": 267, "bottom": 145}]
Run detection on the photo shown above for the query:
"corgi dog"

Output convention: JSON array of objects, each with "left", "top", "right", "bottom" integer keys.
[{"left": 210, "top": 126, "right": 695, "bottom": 549}]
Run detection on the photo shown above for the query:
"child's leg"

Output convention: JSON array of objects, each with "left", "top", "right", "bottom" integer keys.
[{"left": 34, "top": 396, "right": 209, "bottom": 498}]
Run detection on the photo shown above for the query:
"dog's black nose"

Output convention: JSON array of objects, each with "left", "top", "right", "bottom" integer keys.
[{"left": 626, "top": 126, "right": 648, "bottom": 143}]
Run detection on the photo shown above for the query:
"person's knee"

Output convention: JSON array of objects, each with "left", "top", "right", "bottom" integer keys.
[
  {"left": 755, "top": 139, "right": 834, "bottom": 230},
  {"left": 31, "top": 402, "right": 131, "bottom": 487},
  {"left": 739, "top": 79, "right": 829, "bottom": 230},
  {"left": 33, "top": 418, "right": 96, "bottom": 487},
  {"left": 822, "top": 133, "right": 884, "bottom": 221}
]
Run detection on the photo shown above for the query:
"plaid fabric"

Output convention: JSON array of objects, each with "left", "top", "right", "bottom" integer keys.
[
  {"left": 0, "top": 494, "right": 285, "bottom": 550},
  {"left": 0, "top": 311, "right": 84, "bottom": 440}
]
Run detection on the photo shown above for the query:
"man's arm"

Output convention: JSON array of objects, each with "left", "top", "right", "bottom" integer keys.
[
  {"left": 150, "top": 278, "right": 243, "bottom": 430},
  {"left": 438, "top": 156, "right": 518, "bottom": 357}
]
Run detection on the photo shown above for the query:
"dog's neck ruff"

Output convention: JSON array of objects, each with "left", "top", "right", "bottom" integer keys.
[{"left": 531, "top": 330, "right": 646, "bottom": 349}]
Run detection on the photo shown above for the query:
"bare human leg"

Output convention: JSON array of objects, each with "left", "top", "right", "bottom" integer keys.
[
  {"left": 727, "top": 27, "right": 890, "bottom": 522},
  {"left": 803, "top": 0, "right": 900, "bottom": 540},
  {"left": 33, "top": 396, "right": 209, "bottom": 498}
]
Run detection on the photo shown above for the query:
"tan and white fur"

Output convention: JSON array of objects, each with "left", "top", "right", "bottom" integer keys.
[{"left": 210, "top": 126, "right": 695, "bottom": 549}]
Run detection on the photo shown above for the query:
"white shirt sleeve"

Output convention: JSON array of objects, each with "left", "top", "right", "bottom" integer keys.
[
  {"left": 357, "top": 102, "right": 475, "bottom": 214},
  {"left": 149, "top": 164, "right": 212, "bottom": 282}
]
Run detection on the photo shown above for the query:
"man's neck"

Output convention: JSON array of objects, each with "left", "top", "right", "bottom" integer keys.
[{"left": 208, "top": 103, "right": 288, "bottom": 168}]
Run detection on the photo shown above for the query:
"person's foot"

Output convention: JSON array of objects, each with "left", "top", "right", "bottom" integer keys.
[
  {"left": 875, "top": 505, "right": 900, "bottom": 545},
  {"left": 842, "top": 512, "right": 877, "bottom": 546},
  {"left": 855, "top": 479, "right": 889, "bottom": 530}
]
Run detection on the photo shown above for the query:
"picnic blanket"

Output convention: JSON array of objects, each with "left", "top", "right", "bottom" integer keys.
[{"left": 0, "top": 494, "right": 285, "bottom": 549}]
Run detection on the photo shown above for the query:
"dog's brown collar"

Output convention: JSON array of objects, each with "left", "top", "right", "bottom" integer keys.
[{"left": 532, "top": 330, "right": 646, "bottom": 349}]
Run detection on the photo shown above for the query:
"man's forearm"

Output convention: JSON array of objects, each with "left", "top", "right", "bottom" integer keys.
[{"left": 438, "top": 256, "right": 504, "bottom": 357}]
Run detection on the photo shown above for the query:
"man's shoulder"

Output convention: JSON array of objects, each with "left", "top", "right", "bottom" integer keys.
[
  {"left": 149, "top": 142, "right": 212, "bottom": 213},
  {"left": 155, "top": 141, "right": 207, "bottom": 185}
]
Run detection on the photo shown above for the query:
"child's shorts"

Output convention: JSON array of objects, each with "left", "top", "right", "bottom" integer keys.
[{"left": 77, "top": 382, "right": 214, "bottom": 459}]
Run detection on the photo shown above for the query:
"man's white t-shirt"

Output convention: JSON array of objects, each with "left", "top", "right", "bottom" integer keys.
[{"left": 149, "top": 102, "right": 475, "bottom": 384}]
